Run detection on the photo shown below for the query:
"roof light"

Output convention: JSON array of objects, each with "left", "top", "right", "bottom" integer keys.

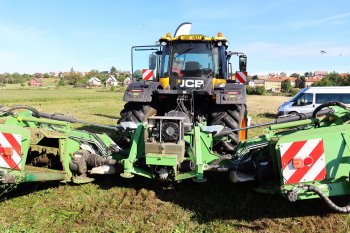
[
  {"left": 166, "top": 32, "right": 171, "bottom": 37},
  {"left": 217, "top": 32, "right": 223, "bottom": 37}
]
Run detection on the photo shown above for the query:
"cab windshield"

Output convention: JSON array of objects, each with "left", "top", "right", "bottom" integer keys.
[{"left": 161, "top": 42, "right": 223, "bottom": 78}]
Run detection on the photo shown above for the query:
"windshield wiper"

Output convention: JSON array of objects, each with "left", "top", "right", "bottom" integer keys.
[{"left": 176, "top": 46, "right": 193, "bottom": 57}]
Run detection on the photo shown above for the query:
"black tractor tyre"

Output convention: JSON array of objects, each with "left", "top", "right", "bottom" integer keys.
[
  {"left": 208, "top": 104, "right": 247, "bottom": 153},
  {"left": 116, "top": 102, "right": 157, "bottom": 148}
]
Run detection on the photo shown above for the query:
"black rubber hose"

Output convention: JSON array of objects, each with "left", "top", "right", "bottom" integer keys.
[
  {"left": 37, "top": 112, "right": 77, "bottom": 123},
  {"left": 1, "top": 105, "right": 40, "bottom": 118},
  {"left": 304, "top": 184, "right": 350, "bottom": 213},
  {"left": 276, "top": 109, "right": 332, "bottom": 124},
  {"left": 312, "top": 101, "right": 348, "bottom": 118},
  {"left": 275, "top": 113, "right": 308, "bottom": 124}
]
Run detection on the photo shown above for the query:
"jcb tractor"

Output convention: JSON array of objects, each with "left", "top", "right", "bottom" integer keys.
[
  {"left": 4, "top": 23, "right": 350, "bottom": 212},
  {"left": 118, "top": 23, "right": 249, "bottom": 153}
]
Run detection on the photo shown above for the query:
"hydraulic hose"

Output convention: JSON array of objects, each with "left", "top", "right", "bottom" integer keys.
[
  {"left": 0, "top": 105, "right": 40, "bottom": 117},
  {"left": 302, "top": 184, "right": 350, "bottom": 213},
  {"left": 215, "top": 108, "right": 331, "bottom": 136},
  {"left": 312, "top": 101, "right": 348, "bottom": 118}
]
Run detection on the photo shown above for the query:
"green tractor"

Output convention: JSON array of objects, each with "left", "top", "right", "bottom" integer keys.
[{"left": 118, "top": 23, "right": 249, "bottom": 154}]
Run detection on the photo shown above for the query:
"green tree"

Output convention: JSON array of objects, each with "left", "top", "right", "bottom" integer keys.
[
  {"left": 281, "top": 79, "right": 292, "bottom": 93},
  {"left": 57, "top": 77, "right": 66, "bottom": 86},
  {"left": 295, "top": 76, "right": 306, "bottom": 88},
  {"left": 133, "top": 70, "right": 142, "bottom": 80},
  {"left": 311, "top": 73, "right": 343, "bottom": 86},
  {"left": 246, "top": 86, "right": 265, "bottom": 95},
  {"left": 44, "top": 73, "right": 50, "bottom": 78},
  {"left": 290, "top": 73, "right": 300, "bottom": 78},
  {"left": 255, "top": 86, "right": 265, "bottom": 95},
  {"left": 110, "top": 66, "right": 117, "bottom": 74},
  {"left": 251, "top": 75, "right": 258, "bottom": 80},
  {"left": 90, "top": 69, "right": 99, "bottom": 75}
]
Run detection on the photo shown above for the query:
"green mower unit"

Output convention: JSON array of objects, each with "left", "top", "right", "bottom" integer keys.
[
  {"left": 2, "top": 102, "right": 350, "bottom": 212},
  {"left": 0, "top": 105, "right": 119, "bottom": 187}
]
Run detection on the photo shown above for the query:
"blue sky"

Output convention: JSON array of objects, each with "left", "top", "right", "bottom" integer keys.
[{"left": 0, "top": 0, "right": 349, "bottom": 75}]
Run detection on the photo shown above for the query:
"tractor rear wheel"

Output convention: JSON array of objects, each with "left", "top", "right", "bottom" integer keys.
[
  {"left": 116, "top": 102, "right": 157, "bottom": 148},
  {"left": 208, "top": 104, "right": 247, "bottom": 153}
]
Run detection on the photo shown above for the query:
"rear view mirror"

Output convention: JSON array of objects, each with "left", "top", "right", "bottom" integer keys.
[
  {"left": 239, "top": 55, "right": 247, "bottom": 72},
  {"left": 149, "top": 54, "right": 157, "bottom": 70}
]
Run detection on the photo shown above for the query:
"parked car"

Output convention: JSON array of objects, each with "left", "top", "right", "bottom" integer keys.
[{"left": 277, "top": 86, "right": 350, "bottom": 116}]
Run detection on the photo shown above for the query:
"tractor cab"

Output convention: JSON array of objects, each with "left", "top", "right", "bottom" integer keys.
[
  {"left": 159, "top": 34, "right": 226, "bottom": 90},
  {"left": 131, "top": 32, "right": 247, "bottom": 90}
]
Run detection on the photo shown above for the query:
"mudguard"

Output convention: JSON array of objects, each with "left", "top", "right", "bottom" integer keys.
[
  {"left": 213, "top": 83, "right": 247, "bottom": 105},
  {"left": 123, "top": 81, "right": 163, "bottom": 103}
]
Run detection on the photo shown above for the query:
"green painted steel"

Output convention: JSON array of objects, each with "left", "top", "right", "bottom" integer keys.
[
  {"left": 121, "top": 124, "right": 144, "bottom": 178},
  {"left": 268, "top": 118, "right": 319, "bottom": 131},
  {"left": 146, "top": 153, "right": 178, "bottom": 166},
  {"left": 0, "top": 109, "right": 117, "bottom": 186},
  {"left": 18, "top": 116, "right": 70, "bottom": 126},
  {"left": 120, "top": 123, "right": 221, "bottom": 181},
  {"left": 25, "top": 171, "right": 66, "bottom": 182},
  {"left": 4, "top": 103, "right": 350, "bottom": 207}
]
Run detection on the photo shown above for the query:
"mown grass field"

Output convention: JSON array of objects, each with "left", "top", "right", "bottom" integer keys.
[{"left": 0, "top": 87, "right": 350, "bottom": 232}]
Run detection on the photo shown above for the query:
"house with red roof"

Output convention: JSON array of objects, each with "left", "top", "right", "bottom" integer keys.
[{"left": 28, "top": 77, "right": 43, "bottom": 86}]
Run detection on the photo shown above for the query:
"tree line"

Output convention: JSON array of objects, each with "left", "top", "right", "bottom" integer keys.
[
  {"left": 0, "top": 73, "right": 32, "bottom": 85},
  {"left": 0, "top": 66, "right": 130, "bottom": 86},
  {"left": 311, "top": 73, "right": 350, "bottom": 86},
  {"left": 58, "top": 66, "right": 131, "bottom": 86}
]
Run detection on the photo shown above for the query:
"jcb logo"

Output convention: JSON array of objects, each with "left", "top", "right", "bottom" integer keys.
[{"left": 179, "top": 79, "right": 204, "bottom": 88}]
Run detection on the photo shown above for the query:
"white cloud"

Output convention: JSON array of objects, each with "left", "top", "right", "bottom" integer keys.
[{"left": 288, "top": 12, "right": 350, "bottom": 30}]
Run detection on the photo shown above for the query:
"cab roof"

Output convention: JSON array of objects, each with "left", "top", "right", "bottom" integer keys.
[{"left": 159, "top": 33, "right": 228, "bottom": 42}]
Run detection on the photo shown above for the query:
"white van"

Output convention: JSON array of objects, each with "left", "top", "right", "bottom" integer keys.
[{"left": 277, "top": 86, "right": 350, "bottom": 116}]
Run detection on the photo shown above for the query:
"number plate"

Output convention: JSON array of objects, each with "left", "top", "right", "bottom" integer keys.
[{"left": 179, "top": 35, "right": 203, "bottom": 40}]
